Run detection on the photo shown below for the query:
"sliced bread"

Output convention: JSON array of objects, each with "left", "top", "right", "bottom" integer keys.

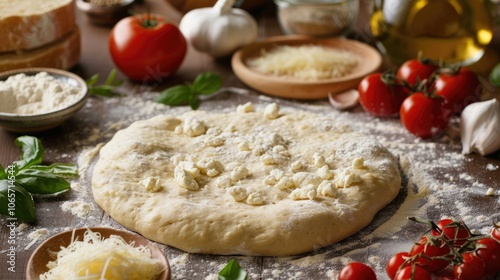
[{"left": 0, "top": 0, "right": 76, "bottom": 53}]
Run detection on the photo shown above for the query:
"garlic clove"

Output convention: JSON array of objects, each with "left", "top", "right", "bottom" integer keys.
[
  {"left": 328, "top": 89, "right": 359, "bottom": 111},
  {"left": 460, "top": 99, "right": 500, "bottom": 156}
]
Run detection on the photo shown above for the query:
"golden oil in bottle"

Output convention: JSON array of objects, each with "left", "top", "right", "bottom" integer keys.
[{"left": 370, "top": 0, "right": 494, "bottom": 66}]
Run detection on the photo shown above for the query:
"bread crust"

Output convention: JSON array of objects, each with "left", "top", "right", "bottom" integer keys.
[
  {"left": 0, "top": 27, "right": 80, "bottom": 72},
  {"left": 0, "top": 0, "right": 76, "bottom": 53}
]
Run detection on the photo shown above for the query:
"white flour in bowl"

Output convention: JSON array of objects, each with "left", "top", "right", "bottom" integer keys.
[{"left": 0, "top": 72, "right": 82, "bottom": 115}]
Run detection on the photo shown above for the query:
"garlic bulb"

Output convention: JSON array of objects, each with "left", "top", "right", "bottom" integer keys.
[
  {"left": 460, "top": 99, "right": 500, "bottom": 156},
  {"left": 179, "top": 0, "right": 258, "bottom": 58}
]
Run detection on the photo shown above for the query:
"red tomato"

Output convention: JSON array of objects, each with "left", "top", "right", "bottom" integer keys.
[
  {"left": 394, "top": 265, "right": 432, "bottom": 280},
  {"left": 339, "top": 262, "right": 376, "bottom": 280},
  {"left": 358, "top": 73, "right": 408, "bottom": 117},
  {"left": 475, "top": 237, "right": 500, "bottom": 275},
  {"left": 109, "top": 14, "right": 187, "bottom": 82},
  {"left": 453, "top": 252, "right": 485, "bottom": 280},
  {"left": 434, "top": 67, "right": 481, "bottom": 114},
  {"left": 409, "top": 236, "right": 452, "bottom": 272},
  {"left": 431, "top": 218, "right": 470, "bottom": 247},
  {"left": 386, "top": 252, "right": 411, "bottom": 280},
  {"left": 397, "top": 59, "right": 439, "bottom": 90},
  {"left": 400, "top": 93, "right": 451, "bottom": 139},
  {"left": 492, "top": 225, "right": 500, "bottom": 241}
]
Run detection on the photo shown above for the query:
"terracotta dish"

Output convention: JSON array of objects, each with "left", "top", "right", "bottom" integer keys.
[
  {"left": 26, "top": 227, "right": 170, "bottom": 280},
  {"left": 231, "top": 36, "right": 382, "bottom": 99}
]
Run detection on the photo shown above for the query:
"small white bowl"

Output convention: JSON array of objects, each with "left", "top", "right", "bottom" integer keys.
[
  {"left": 77, "top": 0, "right": 135, "bottom": 26},
  {"left": 0, "top": 68, "right": 88, "bottom": 133}
]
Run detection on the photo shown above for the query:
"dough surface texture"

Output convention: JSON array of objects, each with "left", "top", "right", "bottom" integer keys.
[{"left": 92, "top": 104, "right": 401, "bottom": 256}]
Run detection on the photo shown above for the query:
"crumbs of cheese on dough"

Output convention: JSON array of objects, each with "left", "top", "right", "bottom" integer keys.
[
  {"left": 246, "top": 45, "right": 358, "bottom": 81},
  {"left": 39, "top": 229, "right": 163, "bottom": 280}
]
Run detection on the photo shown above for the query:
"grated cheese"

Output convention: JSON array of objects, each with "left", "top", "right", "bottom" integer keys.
[
  {"left": 40, "top": 229, "right": 164, "bottom": 280},
  {"left": 246, "top": 45, "right": 358, "bottom": 81}
]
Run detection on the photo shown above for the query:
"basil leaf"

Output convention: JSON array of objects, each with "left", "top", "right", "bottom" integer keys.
[
  {"left": 188, "top": 94, "right": 200, "bottom": 110},
  {"left": 218, "top": 259, "right": 247, "bottom": 280},
  {"left": 191, "top": 72, "right": 223, "bottom": 95},
  {"left": 28, "top": 164, "right": 78, "bottom": 178},
  {"left": 88, "top": 86, "right": 123, "bottom": 97},
  {"left": 105, "top": 68, "right": 122, "bottom": 86},
  {"left": 489, "top": 63, "right": 500, "bottom": 87},
  {"left": 0, "top": 179, "right": 36, "bottom": 222},
  {"left": 86, "top": 73, "right": 99, "bottom": 87},
  {"left": 156, "top": 85, "right": 191, "bottom": 105},
  {"left": 0, "top": 164, "right": 6, "bottom": 179},
  {"left": 15, "top": 169, "right": 70, "bottom": 194},
  {"left": 13, "top": 136, "right": 44, "bottom": 170}
]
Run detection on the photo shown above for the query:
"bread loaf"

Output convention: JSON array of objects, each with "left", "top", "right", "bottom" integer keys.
[
  {"left": 0, "top": 0, "right": 76, "bottom": 53},
  {"left": 0, "top": 27, "right": 81, "bottom": 72}
]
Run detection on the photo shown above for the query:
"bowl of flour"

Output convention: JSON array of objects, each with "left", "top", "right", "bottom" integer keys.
[{"left": 0, "top": 68, "right": 88, "bottom": 132}]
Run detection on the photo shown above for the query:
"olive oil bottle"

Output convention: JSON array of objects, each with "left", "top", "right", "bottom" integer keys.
[{"left": 370, "top": 0, "right": 494, "bottom": 66}]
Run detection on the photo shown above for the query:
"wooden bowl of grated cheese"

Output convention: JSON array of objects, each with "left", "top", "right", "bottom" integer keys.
[
  {"left": 26, "top": 227, "right": 170, "bottom": 280},
  {"left": 231, "top": 35, "right": 382, "bottom": 100}
]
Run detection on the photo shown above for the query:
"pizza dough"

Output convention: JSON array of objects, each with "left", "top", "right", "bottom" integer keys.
[{"left": 92, "top": 103, "right": 401, "bottom": 256}]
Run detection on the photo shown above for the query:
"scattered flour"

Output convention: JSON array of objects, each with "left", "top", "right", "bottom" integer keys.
[
  {"left": 0, "top": 72, "right": 83, "bottom": 115},
  {"left": 61, "top": 200, "right": 95, "bottom": 218},
  {"left": 25, "top": 228, "right": 49, "bottom": 250}
]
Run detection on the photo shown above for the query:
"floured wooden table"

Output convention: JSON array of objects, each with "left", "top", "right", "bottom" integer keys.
[{"left": 1, "top": 1, "right": 499, "bottom": 279}]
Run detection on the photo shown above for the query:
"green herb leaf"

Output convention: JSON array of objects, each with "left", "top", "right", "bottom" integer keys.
[
  {"left": 489, "top": 63, "right": 500, "bottom": 87},
  {"left": 15, "top": 169, "right": 71, "bottom": 194},
  {"left": 0, "top": 164, "right": 6, "bottom": 179},
  {"left": 191, "top": 72, "right": 223, "bottom": 95},
  {"left": 156, "top": 72, "right": 223, "bottom": 110},
  {"left": 12, "top": 136, "right": 44, "bottom": 170},
  {"left": 87, "top": 69, "right": 123, "bottom": 97},
  {"left": 0, "top": 180, "right": 36, "bottom": 222},
  {"left": 28, "top": 164, "right": 78, "bottom": 178},
  {"left": 218, "top": 259, "right": 247, "bottom": 280},
  {"left": 156, "top": 85, "right": 191, "bottom": 105}
]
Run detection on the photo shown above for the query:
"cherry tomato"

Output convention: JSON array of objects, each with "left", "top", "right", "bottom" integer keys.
[
  {"left": 339, "top": 262, "right": 376, "bottom": 280},
  {"left": 109, "top": 14, "right": 187, "bottom": 82},
  {"left": 492, "top": 225, "right": 500, "bottom": 242},
  {"left": 434, "top": 67, "right": 481, "bottom": 114},
  {"left": 394, "top": 265, "right": 432, "bottom": 280},
  {"left": 453, "top": 252, "right": 485, "bottom": 280},
  {"left": 475, "top": 237, "right": 500, "bottom": 275},
  {"left": 431, "top": 218, "right": 470, "bottom": 247},
  {"left": 397, "top": 59, "right": 439, "bottom": 90},
  {"left": 400, "top": 93, "right": 451, "bottom": 139},
  {"left": 358, "top": 73, "right": 408, "bottom": 117},
  {"left": 409, "top": 236, "right": 452, "bottom": 272},
  {"left": 386, "top": 252, "right": 411, "bottom": 280}
]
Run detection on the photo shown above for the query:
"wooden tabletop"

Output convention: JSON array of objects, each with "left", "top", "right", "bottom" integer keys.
[{"left": 1, "top": 1, "right": 500, "bottom": 280}]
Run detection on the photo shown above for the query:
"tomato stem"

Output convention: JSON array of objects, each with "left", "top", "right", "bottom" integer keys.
[{"left": 140, "top": 8, "right": 158, "bottom": 28}]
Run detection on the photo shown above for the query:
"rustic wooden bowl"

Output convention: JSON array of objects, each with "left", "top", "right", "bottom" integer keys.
[
  {"left": 26, "top": 227, "right": 170, "bottom": 280},
  {"left": 231, "top": 35, "right": 382, "bottom": 100}
]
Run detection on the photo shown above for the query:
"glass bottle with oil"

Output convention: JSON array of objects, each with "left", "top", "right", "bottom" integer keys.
[{"left": 370, "top": 0, "right": 495, "bottom": 66}]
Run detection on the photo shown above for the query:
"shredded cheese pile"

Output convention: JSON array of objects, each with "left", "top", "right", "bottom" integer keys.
[
  {"left": 40, "top": 229, "right": 164, "bottom": 280},
  {"left": 246, "top": 45, "right": 358, "bottom": 81}
]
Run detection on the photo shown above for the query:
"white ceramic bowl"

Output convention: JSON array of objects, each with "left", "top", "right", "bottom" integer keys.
[
  {"left": 0, "top": 68, "right": 89, "bottom": 133},
  {"left": 77, "top": 0, "right": 135, "bottom": 26}
]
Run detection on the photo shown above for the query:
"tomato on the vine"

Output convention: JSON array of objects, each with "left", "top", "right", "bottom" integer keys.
[
  {"left": 453, "top": 252, "right": 485, "bottom": 280},
  {"left": 358, "top": 72, "right": 408, "bottom": 117},
  {"left": 400, "top": 93, "right": 451, "bottom": 139},
  {"left": 492, "top": 225, "right": 500, "bottom": 241},
  {"left": 109, "top": 13, "right": 187, "bottom": 82},
  {"left": 431, "top": 218, "right": 471, "bottom": 247},
  {"left": 394, "top": 265, "right": 432, "bottom": 280},
  {"left": 386, "top": 252, "right": 411, "bottom": 280},
  {"left": 339, "top": 262, "right": 376, "bottom": 280},
  {"left": 409, "top": 236, "right": 452, "bottom": 272},
  {"left": 434, "top": 67, "right": 481, "bottom": 114},
  {"left": 396, "top": 59, "right": 439, "bottom": 90},
  {"left": 475, "top": 237, "right": 500, "bottom": 275}
]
